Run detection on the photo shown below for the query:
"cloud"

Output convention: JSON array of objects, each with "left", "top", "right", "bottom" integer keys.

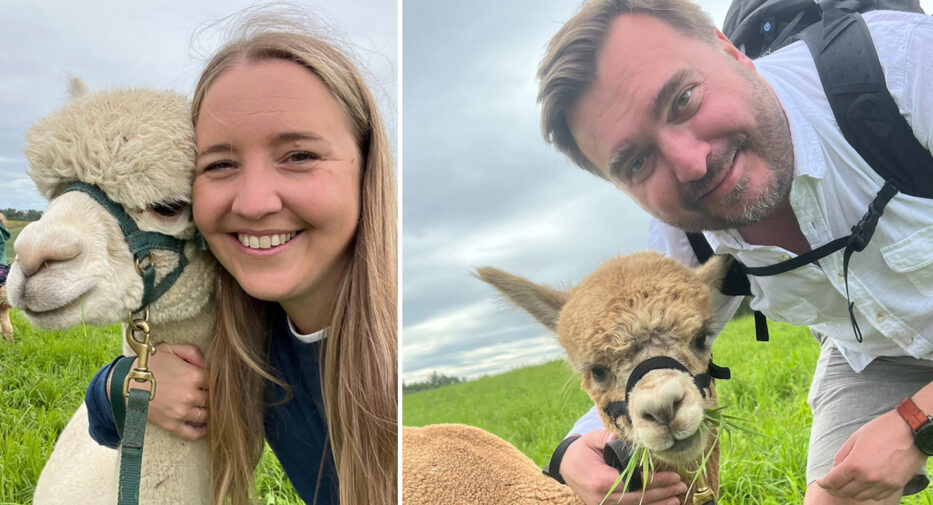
[{"left": 0, "top": 0, "right": 396, "bottom": 212}]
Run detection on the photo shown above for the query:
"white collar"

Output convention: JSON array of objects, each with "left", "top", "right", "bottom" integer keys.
[{"left": 286, "top": 316, "right": 328, "bottom": 344}]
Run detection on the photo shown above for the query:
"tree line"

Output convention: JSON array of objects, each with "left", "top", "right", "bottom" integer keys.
[
  {"left": 0, "top": 208, "right": 42, "bottom": 221},
  {"left": 402, "top": 371, "right": 466, "bottom": 394}
]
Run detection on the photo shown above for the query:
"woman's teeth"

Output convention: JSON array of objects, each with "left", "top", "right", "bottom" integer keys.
[{"left": 237, "top": 232, "right": 297, "bottom": 250}]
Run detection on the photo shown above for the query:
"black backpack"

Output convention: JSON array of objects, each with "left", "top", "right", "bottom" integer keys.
[{"left": 687, "top": 0, "right": 933, "bottom": 342}]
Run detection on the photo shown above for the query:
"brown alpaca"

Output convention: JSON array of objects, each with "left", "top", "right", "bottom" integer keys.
[
  {"left": 476, "top": 251, "right": 730, "bottom": 503},
  {"left": 402, "top": 252, "right": 730, "bottom": 505},
  {"left": 402, "top": 252, "right": 728, "bottom": 505}
]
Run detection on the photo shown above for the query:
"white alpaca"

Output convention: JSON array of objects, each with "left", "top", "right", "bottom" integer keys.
[{"left": 6, "top": 78, "right": 216, "bottom": 505}]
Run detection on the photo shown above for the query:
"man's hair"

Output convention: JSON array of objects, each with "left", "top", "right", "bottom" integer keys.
[{"left": 537, "top": 0, "right": 718, "bottom": 176}]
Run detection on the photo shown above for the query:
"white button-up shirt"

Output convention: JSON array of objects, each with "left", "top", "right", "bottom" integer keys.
[{"left": 651, "top": 11, "right": 933, "bottom": 373}]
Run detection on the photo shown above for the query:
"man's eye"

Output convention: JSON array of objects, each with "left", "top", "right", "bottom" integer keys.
[
  {"left": 674, "top": 88, "right": 693, "bottom": 113},
  {"left": 631, "top": 155, "right": 646, "bottom": 174},
  {"left": 626, "top": 153, "right": 652, "bottom": 184}
]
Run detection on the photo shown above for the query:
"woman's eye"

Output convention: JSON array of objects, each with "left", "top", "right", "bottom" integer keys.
[
  {"left": 286, "top": 151, "right": 318, "bottom": 163},
  {"left": 201, "top": 160, "right": 235, "bottom": 173},
  {"left": 149, "top": 201, "right": 186, "bottom": 217}
]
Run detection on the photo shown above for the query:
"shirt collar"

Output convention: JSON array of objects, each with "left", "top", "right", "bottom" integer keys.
[{"left": 286, "top": 316, "right": 328, "bottom": 344}]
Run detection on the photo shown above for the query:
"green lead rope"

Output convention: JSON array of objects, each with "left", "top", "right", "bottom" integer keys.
[{"left": 109, "top": 356, "right": 152, "bottom": 505}]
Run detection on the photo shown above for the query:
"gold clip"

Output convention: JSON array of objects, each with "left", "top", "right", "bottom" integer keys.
[
  {"left": 688, "top": 468, "right": 716, "bottom": 505},
  {"left": 134, "top": 255, "right": 153, "bottom": 275},
  {"left": 123, "top": 312, "right": 157, "bottom": 400}
]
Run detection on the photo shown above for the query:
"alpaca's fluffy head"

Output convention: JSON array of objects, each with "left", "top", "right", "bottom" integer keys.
[
  {"left": 477, "top": 251, "right": 729, "bottom": 466},
  {"left": 24, "top": 77, "right": 195, "bottom": 212},
  {"left": 7, "top": 78, "right": 215, "bottom": 329}
]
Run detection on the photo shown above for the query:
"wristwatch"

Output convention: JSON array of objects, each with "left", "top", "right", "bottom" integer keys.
[{"left": 895, "top": 397, "right": 933, "bottom": 456}]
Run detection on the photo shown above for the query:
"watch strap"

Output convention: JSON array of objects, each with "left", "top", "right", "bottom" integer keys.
[{"left": 896, "top": 397, "right": 930, "bottom": 432}]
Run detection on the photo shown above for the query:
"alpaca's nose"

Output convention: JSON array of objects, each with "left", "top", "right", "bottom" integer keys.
[
  {"left": 13, "top": 220, "right": 85, "bottom": 277},
  {"left": 634, "top": 380, "right": 686, "bottom": 426}
]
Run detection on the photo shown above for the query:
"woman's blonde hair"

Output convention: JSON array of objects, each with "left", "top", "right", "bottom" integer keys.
[
  {"left": 193, "top": 14, "right": 397, "bottom": 505},
  {"left": 0, "top": 213, "right": 7, "bottom": 227}
]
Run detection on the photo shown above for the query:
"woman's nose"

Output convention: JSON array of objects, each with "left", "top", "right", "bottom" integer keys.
[
  {"left": 657, "top": 127, "right": 711, "bottom": 184},
  {"left": 231, "top": 162, "right": 284, "bottom": 219}
]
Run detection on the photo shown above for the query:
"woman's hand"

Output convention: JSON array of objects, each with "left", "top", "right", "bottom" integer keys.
[
  {"left": 561, "top": 429, "right": 687, "bottom": 505},
  {"left": 108, "top": 343, "right": 209, "bottom": 441}
]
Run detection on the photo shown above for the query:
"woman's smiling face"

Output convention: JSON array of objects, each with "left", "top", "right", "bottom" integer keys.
[{"left": 193, "top": 58, "right": 361, "bottom": 331}]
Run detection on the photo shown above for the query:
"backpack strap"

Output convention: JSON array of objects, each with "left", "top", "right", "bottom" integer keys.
[
  {"left": 686, "top": 232, "right": 770, "bottom": 341},
  {"left": 797, "top": 10, "right": 933, "bottom": 198}
]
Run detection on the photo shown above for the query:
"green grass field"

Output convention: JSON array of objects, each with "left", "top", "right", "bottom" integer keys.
[
  {"left": 403, "top": 317, "right": 933, "bottom": 504},
  {"left": 3, "top": 222, "right": 25, "bottom": 263},
  {"left": 0, "top": 309, "right": 300, "bottom": 505}
]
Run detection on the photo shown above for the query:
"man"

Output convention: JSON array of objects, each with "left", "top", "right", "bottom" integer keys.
[{"left": 537, "top": 0, "right": 933, "bottom": 503}]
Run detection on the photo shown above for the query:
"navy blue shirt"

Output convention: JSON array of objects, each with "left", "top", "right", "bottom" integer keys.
[{"left": 85, "top": 308, "right": 337, "bottom": 503}]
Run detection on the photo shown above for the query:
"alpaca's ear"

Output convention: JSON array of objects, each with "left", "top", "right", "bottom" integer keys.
[
  {"left": 694, "top": 255, "right": 732, "bottom": 291},
  {"left": 67, "top": 76, "right": 88, "bottom": 100},
  {"left": 474, "top": 267, "right": 569, "bottom": 331}
]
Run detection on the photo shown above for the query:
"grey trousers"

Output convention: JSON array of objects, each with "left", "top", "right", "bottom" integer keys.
[{"left": 807, "top": 332, "right": 932, "bottom": 496}]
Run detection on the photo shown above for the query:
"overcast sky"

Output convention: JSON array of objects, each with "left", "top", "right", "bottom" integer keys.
[
  {"left": 401, "top": 0, "right": 735, "bottom": 384},
  {"left": 399, "top": 0, "right": 933, "bottom": 384},
  {"left": 0, "top": 0, "right": 396, "bottom": 211}
]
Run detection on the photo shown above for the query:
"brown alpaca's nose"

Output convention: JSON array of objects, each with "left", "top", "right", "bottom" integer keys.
[
  {"left": 13, "top": 221, "right": 85, "bottom": 277},
  {"left": 633, "top": 380, "right": 686, "bottom": 427}
]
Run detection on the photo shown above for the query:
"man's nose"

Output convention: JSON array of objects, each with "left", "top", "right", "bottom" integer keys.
[
  {"left": 657, "top": 127, "right": 711, "bottom": 183},
  {"left": 231, "top": 161, "right": 283, "bottom": 219}
]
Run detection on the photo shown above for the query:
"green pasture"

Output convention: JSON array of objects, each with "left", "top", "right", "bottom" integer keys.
[
  {"left": 0, "top": 309, "right": 300, "bottom": 505},
  {"left": 3, "top": 222, "right": 25, "bottom": 263},
  {"left": 404, "top": 317, "right": 933, "bottom": 504}
]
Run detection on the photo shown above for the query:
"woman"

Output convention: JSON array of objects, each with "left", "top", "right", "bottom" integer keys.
[{"left": 86, "top": 14, "right": 397, "bottom": 505}]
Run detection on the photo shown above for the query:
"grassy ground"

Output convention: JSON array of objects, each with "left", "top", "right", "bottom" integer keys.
[
  {"left": 0, "top": 309, "right": 300, "bottom": 504},
  {"left": 3, "top": 221, "right": 26, "bottom": 263},
  {"left": 403, "top": 316, "right": 933, "bottom": 504}
]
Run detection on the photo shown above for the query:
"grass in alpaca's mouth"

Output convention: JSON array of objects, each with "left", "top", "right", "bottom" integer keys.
[{"left": 600, "top": 407, "right": 768, "bottom": 505}]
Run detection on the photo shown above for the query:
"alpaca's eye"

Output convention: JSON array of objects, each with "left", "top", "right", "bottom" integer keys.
[
  {"left": 590, "top": 366, "right": 611, "bottom": 383},
  {"left": 692, "top": 331, "right": 708, "bottom": 351},
  {"left": 149, "top": 201, "right": 186, "bottom": 217}
]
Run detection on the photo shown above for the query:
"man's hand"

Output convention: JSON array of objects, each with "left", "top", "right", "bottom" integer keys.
[
  {"left": 109, "top": 343, "right": 209, "bottom": 441},
  {"left": 816, "top": 409, "right": 927, "bottom": 501},
  {"left": 561, "top": 429, "right": 686, "bottom": 505}
]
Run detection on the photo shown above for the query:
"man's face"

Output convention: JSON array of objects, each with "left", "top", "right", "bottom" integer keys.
[{"left": 568, "top": 14, "right": 794, "bottom": 232}]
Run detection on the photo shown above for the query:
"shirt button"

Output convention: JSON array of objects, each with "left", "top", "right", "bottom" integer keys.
[
  {"left": 906, "top": 335, "right": 915, "bottom": 345},
  {"left": 837, "top": 274, "right": 845, "bottom": 283},
  {"left": 876, "top": 312, "right": 886, "bottom": 322},
  {"left": 780, "top": 254, "right": 790, "bottom": 261}
]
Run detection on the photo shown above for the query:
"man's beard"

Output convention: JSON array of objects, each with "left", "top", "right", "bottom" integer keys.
[{"left": 667, "top": 66, "right": 795, "bottom": 233}]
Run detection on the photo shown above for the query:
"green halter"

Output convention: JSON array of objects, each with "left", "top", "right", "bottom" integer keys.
[{"left": 62, "top": 181, "right": 199, "bottom": 312}]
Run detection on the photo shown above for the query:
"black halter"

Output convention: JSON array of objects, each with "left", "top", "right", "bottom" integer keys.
[{"left": 604, "top": 356, "right": 731, "bottom": 423}]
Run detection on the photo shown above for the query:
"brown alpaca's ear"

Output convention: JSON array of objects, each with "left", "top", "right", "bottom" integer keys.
[
  {"left": 694, "top": 255, "right": 732, "bottom": 292},
  {"left": 474, "top": 267, "right": 569, "bottom": 331}
]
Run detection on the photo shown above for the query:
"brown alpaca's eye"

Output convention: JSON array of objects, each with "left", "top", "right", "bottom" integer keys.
[
  {"left": 590, "top": 366, "right": 611, "bottom": 383},
  {"left": 692, "top": 331, "right": 709, "bottom": 352},
  {"left": 149, "top": 201, "right": 186, "bottom": 217}
]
